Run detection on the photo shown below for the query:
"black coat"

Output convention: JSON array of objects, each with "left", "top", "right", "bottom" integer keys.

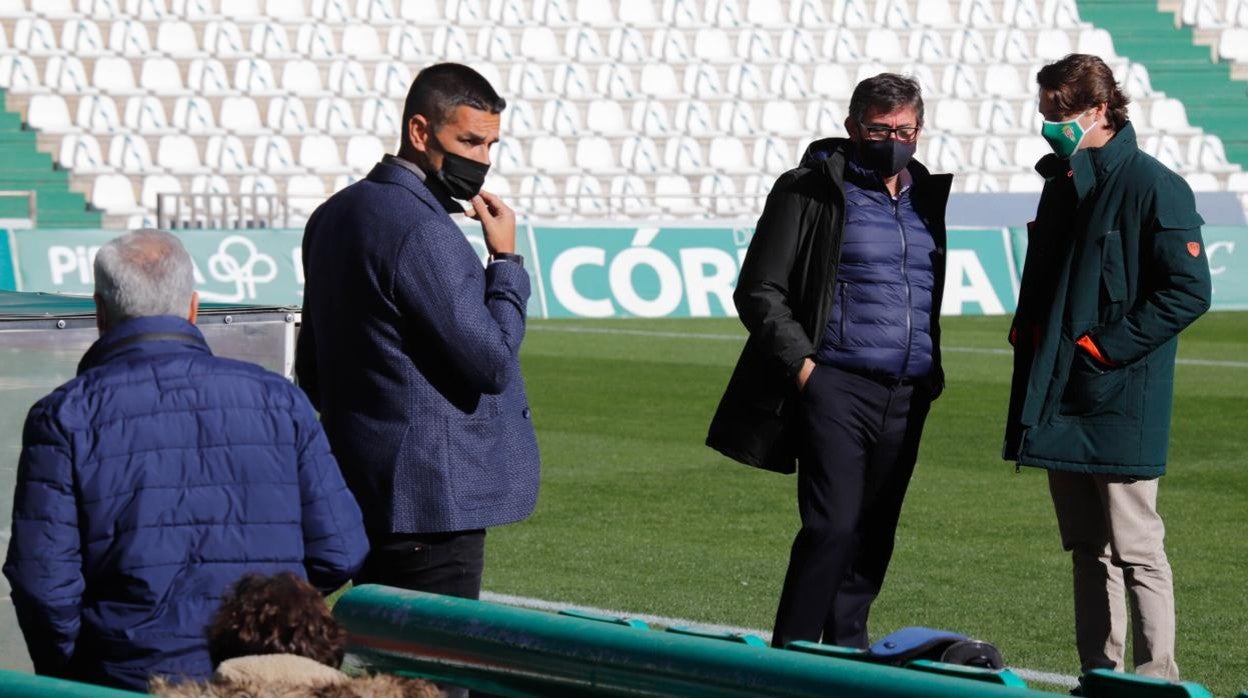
[{"left": 706, "top": 138, "right": 952, "bottom": 473}]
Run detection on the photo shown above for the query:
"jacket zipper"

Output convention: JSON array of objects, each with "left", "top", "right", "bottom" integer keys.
[
  {"left": 894, "top": 197, "right": 913, "bottom": 377},
  {"left": 838, "top": 281, "right": 847, "bottom": 340}
]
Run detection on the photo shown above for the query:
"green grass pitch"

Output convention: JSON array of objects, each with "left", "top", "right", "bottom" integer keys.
[{"left": 487, "top": 312, "right": 1248, "bottom": 696}]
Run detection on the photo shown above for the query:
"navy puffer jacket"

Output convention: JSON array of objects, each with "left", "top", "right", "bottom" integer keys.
[
  {"left": 814, "top": 156, "right": 937, "bottom": 378},
  {"left": 3, "top": 315, "right": 368, "bottom": 691}
]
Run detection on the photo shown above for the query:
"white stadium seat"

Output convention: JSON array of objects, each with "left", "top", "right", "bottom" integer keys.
[
  {"left": 314, "top": 97, "right": 358, "bottom": 134},
  {"left": 107, "top": 134, "right": 154, "bottom": 173},
  {"left": 59, "top": 134, "right": 108, "bottom": 173},
  {"left": 61, "top": 19, "right": 106, "bottom": 55},
  {"left": 253, "top": 135, "right": 302, "bottom": 173},
  {"left": 205, "top": 134, "right": 254, "bottom": 173},
  {"left": 655, "top": 174, "right": 699, "bottom": 215},
  {"left": 575, "top": 136, "right": 622, "bottom": 174},
  {"left": 158, "top": 134, "right": 209, "bottom": 173},
  {"left": 14, "top": 17, "right": 58, "bottom": 54},
  {"left": 172, "top": 96, "right": 218, "bottom": 134},
  {"left": 93, "top": 174, "right": 143, "bottom": 213},
  {"left": 251, "top": 21, "right": 294, "bottom": 58},
  {"left": 27, "top": 95, "right": 74, "bottom": 133},
  {"left": 188, "top": 58, "right": 233, "bottom": 95},
  {"left": 124, "top": 96, "right": 171, "bottom": 133},
  {"left": 328, "top": 59, "right": 371, "bottom": 96},
  {"left": 299, "top": 134, "right": 347, "bottom": 171},
  {"left": 141, "top": 174, "right": 183, "bottom": 210},
  {"left": 93, "top": 57, "right": 139, "bottom": 94},
  {"left": 345, "top": 135, "right": 385, "bottom": 171},
  {"left": 359, "top": 97, "right": 400, "bottom": 136},
  {"left": 674, "top": 99, "right": 716, "bottom": 136},
  {"left": 44, "top": 55, "right": 89, "bottom": 93},
  {"left": 631, "top": 99, "right": 672, "bottom": 136},
  {"left": 541, "top": 99, "right": 583, "bottom": 136},
  {"left": 586, "top": 99, "right": 628, "bottom": 136},
  {"left": 76, "top": 94, "right": 122, "bottom": 132},
  {"left": 153, "top": 20, "right": 198, "bottom": 56},
  {"left": 388, "top": 27, "right": 426, "bottom": 61},
  {"left": 529, "top": 135, "right": 575, "bottom": 174},
  {"left": 708, "top": 136, "right": 751, "bottom": 174},
  {"left": 664, "top": 136, "right": 709, "bottom": 174}
]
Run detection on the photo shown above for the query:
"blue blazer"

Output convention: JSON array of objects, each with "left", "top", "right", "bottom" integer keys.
[
  {"left": 297, "top": 160, "right": 540, "bottom": 534},
  {"left": 3, "top": 315, "right": 367, "bottom": 690}
]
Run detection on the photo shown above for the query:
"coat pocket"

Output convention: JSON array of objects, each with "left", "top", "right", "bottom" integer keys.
[
  {"left": 1059, "top": 350, "right": 1139, "bottom": 421},
  {"left": 1099, "top": 229, "right": 1128, "bottom": 309},
  {"left": 446, "top": 408, "right": 507, "bottom": 510}
]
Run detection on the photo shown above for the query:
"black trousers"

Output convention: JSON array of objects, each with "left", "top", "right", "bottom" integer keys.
[
  {"left": 355, "top": 530, "right": 487, "bottom": 698},
  {"left": 772, "top": 365, "right": 932, "bottom": 650},
  {"left": 354, "top": 529, "right": 487, "bottom": 599}
]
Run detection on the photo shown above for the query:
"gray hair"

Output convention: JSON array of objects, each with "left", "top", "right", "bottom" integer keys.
[
  {"left": 848, "top": 73, "right": 925, "bottom": 126},
  {"left": 94, "top": 229, "right": 195, "bottom": 324}
]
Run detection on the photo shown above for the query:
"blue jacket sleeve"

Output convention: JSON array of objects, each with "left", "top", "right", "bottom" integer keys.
[
  {"left": 391, "top": 220, "right": 531, "bottom": 395},
  {"left": 292, "top": 392, "right": 368, "bottom": 591},
  {"left": 2, "top": 399, "right": 84, "bottom": 677}
]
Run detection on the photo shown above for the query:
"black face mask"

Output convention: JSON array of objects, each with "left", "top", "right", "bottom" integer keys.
[
  {"left": 433, "top": 150, "right": 490, "bottom": 201},
  {"left": 860, "top": 138, "right": 916, "bottom": 177}
]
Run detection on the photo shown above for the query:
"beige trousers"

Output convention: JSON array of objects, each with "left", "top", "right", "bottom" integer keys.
[{"left": 1047, "top": 471, "right": 1179, "bottom": 680}]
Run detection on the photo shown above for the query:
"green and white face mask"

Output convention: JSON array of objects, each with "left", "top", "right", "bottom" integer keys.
[{"left": 1040, "top": 110, "right": 1097, "bottom": 159}]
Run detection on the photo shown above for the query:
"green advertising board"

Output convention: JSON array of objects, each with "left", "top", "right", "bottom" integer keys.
[
  {"left": 528, "top": 224, "right": 1021, "bottom": 318},
  {"left": 4, "top": 224, "right": 1246, "bottom": 317}
]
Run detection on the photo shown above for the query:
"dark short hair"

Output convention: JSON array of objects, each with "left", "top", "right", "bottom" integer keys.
[
  {"left": 206, "top": 572, "right": 347, "bottom": 669},
  {"left": 402, "top": 62, "right": 506, "bottom": 130},
  {"left": 1036, "top": 53, "right": 1130, "bottom": 131},
  {"left": 848, "top": 73, "right": 925, "bottom": 126}
]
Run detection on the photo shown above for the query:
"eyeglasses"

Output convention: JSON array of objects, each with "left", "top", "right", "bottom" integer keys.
[{"left": 861, "top": 123, "right": 921, "bottom": 143}]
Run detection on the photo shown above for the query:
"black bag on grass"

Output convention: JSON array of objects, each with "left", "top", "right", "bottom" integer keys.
[{"left": 867, "top": 627, "right": 1006, "bottom": 670}]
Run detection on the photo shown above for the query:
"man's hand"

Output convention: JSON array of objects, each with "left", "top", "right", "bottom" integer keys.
[
  {"left": 795, "top": 357, "right": 816, "bottom": 392},
  {"left": 466, "top": 190, "right": 516, "bottom": 255}
]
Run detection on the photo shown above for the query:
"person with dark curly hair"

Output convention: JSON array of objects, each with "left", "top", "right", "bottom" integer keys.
[{"left": 151, "top": 572, "right": 438, "bottom": 698}]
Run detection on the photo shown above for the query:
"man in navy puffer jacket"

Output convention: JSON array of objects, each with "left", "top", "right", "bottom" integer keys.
[{"left": 3, "top": 229, "right": 368, "bottom": 691}]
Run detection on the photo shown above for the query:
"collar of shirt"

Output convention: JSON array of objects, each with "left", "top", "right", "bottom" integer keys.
[{"left": 383, "top": 153, "right": 426, "bottom": 183}]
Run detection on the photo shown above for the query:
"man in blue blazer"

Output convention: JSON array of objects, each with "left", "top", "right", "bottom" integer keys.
[{"left": 297, "top": 63, "right": 539, "bottom": 601}]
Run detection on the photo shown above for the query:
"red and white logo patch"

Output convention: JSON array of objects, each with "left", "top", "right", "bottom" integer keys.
[{"left": 1187, "top": 242, "right": 1202, "bottom": 258}]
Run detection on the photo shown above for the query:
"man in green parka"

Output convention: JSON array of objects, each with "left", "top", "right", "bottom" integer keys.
[{"left": 1004, "top": 54, "right": 1211, "bottom": 681}]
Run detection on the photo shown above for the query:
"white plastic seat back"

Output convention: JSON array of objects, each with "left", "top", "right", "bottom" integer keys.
[
  {"left": 172, "top": 96, "right": 217, "bottom": 133},
  {"left": 124, "top": 96, "right": 170, "bottom": 132},
  {"left": 251, "top": 22, "right": 292, "bottom": 57},
  {"left": 93, "top": 174, "right": 140, "bottom": 211},
  {"left": 300, "top": 134, "right": 344, "bottom": 169},
  {"left": 220, "top": 96, "right": 264, "bottom": 133},
  {"left": 188, "top": 59, "right": 232, "bottom": 95},
  {"left": 575, "top": 136, "right": 619, "bottom": 171},
  {"left": 388, "top": 26, "right": 426, "bottom": 61},
  {"left": 158, "top": 134, "right": 204, "bottom": 170},
  {"left": 107, "top": 134, "right": 154, "bottom": 172},
  {"left": 541, "top": 99, "right": 583, "bottom": 136},
  {"left": 342, "top": 25, "right": 383, "bottom": 59},
  {"left": 94, "top": 56, "right": 138, "bottom": 93},
  {"left": 346, "top": 135, "right": 386, "bottom": 171},
  {"left": 206, "top": 134, "right": 252, "bottom": 173},
  {"left": 45, "top": 56, "right": 90, "bottom": 93},
  {"left": 62, "top": 19, "right": 106, "bottom": 55},
  {"left": 28, "top": 95, "right": 74, "bottom": 133},
  {"left": 360, "top": 97, "right": 400, "bottom": 136},
  {"left": 315, "top": 97, "right": 358, "bottom": 134},
  {"left": 709, "top": 136, "right": 750, "bottom": 173},
  {"left": 59, "top": 134, "right": 107, "bottom": 172},
  {"left": 674, "top": 100, "right": 715, "bottom": 136},
  {"left": 140, "top": 57, "right": 184, "bottom": 92},
  {"left": 77, "top": 94, "right": 122, "bottom": 132},
  {"left": 282, "top": 60, "right": 324, "bottom": 93},
  {"left": 664, "top": 136, "right": 706, "bottom": 173}
]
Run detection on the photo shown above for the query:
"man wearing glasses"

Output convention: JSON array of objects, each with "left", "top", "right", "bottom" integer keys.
[{"left": 708, "top": 73, "right": 952, "bottom": 649}]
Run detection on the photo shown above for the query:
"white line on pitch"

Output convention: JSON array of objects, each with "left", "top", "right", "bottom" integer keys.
[
  {"left": 479, "top": 591, "right": 1080, "bottom": 689},
  {"left": 530, "top": 324, "right": 1248, "bottom": 369}
]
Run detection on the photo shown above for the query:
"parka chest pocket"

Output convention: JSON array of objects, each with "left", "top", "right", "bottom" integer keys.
[{"left": 1099, "top": 229, "right": 1128, "bottom": 307}]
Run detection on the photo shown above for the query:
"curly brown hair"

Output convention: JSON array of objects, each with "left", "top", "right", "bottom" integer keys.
[{"left": 207, "top": 572, "right": 347, "bottom": 669}]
